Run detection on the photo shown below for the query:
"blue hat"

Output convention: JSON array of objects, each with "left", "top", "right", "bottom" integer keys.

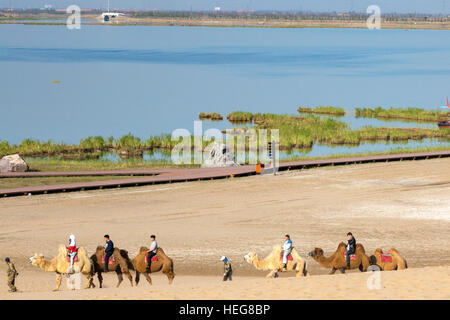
[{"left": 5, "top": 257, "right": 10, "bottom": 262}]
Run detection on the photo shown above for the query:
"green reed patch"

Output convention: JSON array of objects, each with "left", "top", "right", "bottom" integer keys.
[
  {"left": 227, "top": 111, "right": 254, "bottom": 122},
  {"left": 298, "top": 106, "right": 346, "bottom": 116},
  {"left": 199, "top": 112, "right": 223, "bottom": 120},
  {"left": 355, "top": 106, "right": 449, "bottom": 122}
]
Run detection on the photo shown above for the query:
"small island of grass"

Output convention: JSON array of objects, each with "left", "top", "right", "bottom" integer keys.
[
  {"left": 297, "top": 106, "right": 346, "bottom": 116},
  {"left": 355, "top": 107, "right": 449, "bottom": 122},
  {"left": 227, "top": 111, "right": 254, "bottom": 122},
  {"left": 198, "top": 112, "right": 224, "bottom": 121}
]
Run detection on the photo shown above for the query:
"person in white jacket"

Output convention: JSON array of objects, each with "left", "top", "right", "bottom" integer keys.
[
  {"left": 282, "top": 234, "right": 293, "bottom": 270},
  {"left": 67, "top": 234, "right": 77, "bottom": 274}
]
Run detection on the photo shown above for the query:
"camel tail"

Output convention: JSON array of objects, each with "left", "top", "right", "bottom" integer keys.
[{"left": 389, "top": 248, "right": 407, "bottom": 270}]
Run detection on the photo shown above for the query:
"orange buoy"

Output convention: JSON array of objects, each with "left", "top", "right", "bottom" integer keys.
[{"left": 256, "top": 164, "right": 261, "bottom": 174}]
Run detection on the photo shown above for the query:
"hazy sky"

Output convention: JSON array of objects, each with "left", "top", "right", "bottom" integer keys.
[{"left": 2, "top": 0, "right": 450, "bottom": 14}]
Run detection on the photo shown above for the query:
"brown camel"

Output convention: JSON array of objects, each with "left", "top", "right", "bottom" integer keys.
[
  {"left": 308, "top": 242, "right": 370, "bottom": 274},
  {"left": 131, "top": 247, "right": 175, "bottom": 286},
  {"left": 90, "top": 246, "right": 134, "bottom": 288},
  {"left": 371, "top": 248, "right": 408, "bottom": 271}
]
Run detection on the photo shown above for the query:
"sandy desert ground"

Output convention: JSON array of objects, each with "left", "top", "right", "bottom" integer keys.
[{"left": 0, "top": 158, "right": 449, "bottom": 299}]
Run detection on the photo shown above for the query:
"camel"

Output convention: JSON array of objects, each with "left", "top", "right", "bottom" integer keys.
[
  {"left": 90, "top": 246, "right": 134, "bottom": 288},
  {"left": 131, "top": 247, "right": 175, "bottom": 286},
  {"left": 244, "top": 246, "right": 308, "bottom": 278},
  {"left": 29, "top": 245, "right": 94, "bottom": 291},
  {"left": 308, "top": 242, "right": 370, "bottom": 274},
  {"left": 371, "top": 248, "right": 408, "bottom": 271}
]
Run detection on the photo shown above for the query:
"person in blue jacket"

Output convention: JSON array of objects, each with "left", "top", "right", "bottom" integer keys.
[{"left": 104, "top": 234, "right": 114, "bottom": 272}]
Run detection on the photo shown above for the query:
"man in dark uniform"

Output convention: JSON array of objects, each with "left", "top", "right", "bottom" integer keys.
[
  {"left": 5, "top": 257, "right": 18, "bottom": 292},
  {"left": 104, "top": 235, "right": 114, "bottom": 273}
]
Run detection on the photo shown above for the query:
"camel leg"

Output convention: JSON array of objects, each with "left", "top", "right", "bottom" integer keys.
[
  {"left": 162, "top": 269, "right": 174, "bottom": 284},
  {"left": 115, "top": 269, "right": 124, "bottom": 288},
  {"left": 84, "top": 273, "right": 93, "bottom": 289},
  {"left": 88, "top": 274, "right": 96, "bottom": 289},
  {"left": 97, "top": 272, "right": 103, "bottom": 288},
  {"left": 144, "top": 272, "right": 152, "bottom": 286},
  {"left": 339, "top": 268, "right": 346, "bottom": 274},
  {"left": 135, "top": 271, "right": 140, "bottom": 286},
  {"left": 329, "top": 267, "right": 337, "bottom": 275},
  {"left": 359, "top": 263, "right": 364, "bottom": 272},
  {"left": 125, "top": 272, "right": 133, "bottom": 287},
  {"left": 54, "top": 273, "right": 62, "bottom": 291},
  {"left": 265, "top": 270, "right": 278, "bottom": 278}
]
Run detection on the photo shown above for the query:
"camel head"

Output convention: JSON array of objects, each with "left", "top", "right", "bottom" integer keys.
[
  {"left": 139, "top": 246, "right": 148, "bottom": 253},
  {"left": 243, "top": 252, "right": 257, "bottom": 264},
  {"left": 307, "top": 248, "right": 324, "bottom": 261},
  {"left": 374, "top": 248, "right": 383, "bottom": 255},
  {"left": 29, "top": 253, "right": 44, "bottom": 266}
]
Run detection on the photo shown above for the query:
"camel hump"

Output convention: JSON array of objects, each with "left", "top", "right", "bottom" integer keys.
[
  {"left": 58, "top": 244, "right": 68, "bottom": 256},
  {"left": 337, "top": 242, "right": 346, "bottom": 250},
  {"left": 374, "top": 248, "right": 383, "bottom": 254},
  {"left": 388, "top": 248, "right": 400, "bottom": 255},
  {"left": 96, "top": 245, "right": 105, "bottom": 251},
  {"left": 356, "top": 243, "right": 366, "bottom": 252},
  {"left": 139, "top": 246, "right": 148, "bottom": 253},
  {"left": 77, "top": 247, "right": 87, "bottom": 256}
]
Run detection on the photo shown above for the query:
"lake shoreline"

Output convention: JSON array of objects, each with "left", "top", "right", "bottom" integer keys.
[{"left": 2, "top": 14, "right": 450, "bottom": 30}]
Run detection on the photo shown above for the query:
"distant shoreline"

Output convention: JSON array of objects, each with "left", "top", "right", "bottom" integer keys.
[{"left": 2, "top": 14, "right": 450, "bottom": 30}]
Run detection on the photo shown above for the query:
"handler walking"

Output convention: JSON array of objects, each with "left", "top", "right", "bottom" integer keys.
[
  {"left": 5, "top": 257, "right": 18, "bottom": 293},
  {"left": 220, "top": 256, "right": 232, "bottom": 281}
]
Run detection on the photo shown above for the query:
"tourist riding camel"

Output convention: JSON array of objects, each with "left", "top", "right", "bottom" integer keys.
[
  {"left": 146, "top": 235, "right": 158, "bottom": 271},
  {"left": 282, "top": 234, "right": 293, "bottom": 271},
  {"left": 67, "top": 234, "right": 77, "bottom": 274},
  {"left": 131, "top": 246, "right": 175, "bottom": 285},
  {"left": 29, "top": 245, "right": 94, "bottom": 291},
  {"left": 308, "top": 242, "right": 370, "bottom": 274},
  {"left": 103, "top": 234, "right": 114, "bottom": 273},
  {"left": 90, "top": 245, "right": 134, "bottom": 288},
  {"left": 244, "top": 245, "right": 307, "bottom": 278},
  {"left": 346, "top": 232, "right": 356, "bottom": 269}
]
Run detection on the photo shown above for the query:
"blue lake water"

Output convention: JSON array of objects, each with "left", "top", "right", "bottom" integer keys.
[{"left": 1, "top": 24, "right": 449, "bottom": 160}]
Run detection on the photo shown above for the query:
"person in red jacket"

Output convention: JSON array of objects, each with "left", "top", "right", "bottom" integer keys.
[{"left": 67, "top": 234, "right": 77, "bottom": 274}]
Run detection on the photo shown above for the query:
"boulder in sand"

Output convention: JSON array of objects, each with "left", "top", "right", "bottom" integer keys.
[{"left": 0, "top": 154, "right": 29, "bottom": 173}]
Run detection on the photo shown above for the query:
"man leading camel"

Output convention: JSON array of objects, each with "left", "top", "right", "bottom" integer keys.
[
  {"left": 146, "top": 235, "right": 158, "bottom": 272},
  {"left": 5, "top": 257, "right": 18, "bottom": 293},
  {"left": 104, "top": 234, "right": 114, "bottom": 273},
  {"left": 282, "top": 234, "right": 293, "bottom": 271}
]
